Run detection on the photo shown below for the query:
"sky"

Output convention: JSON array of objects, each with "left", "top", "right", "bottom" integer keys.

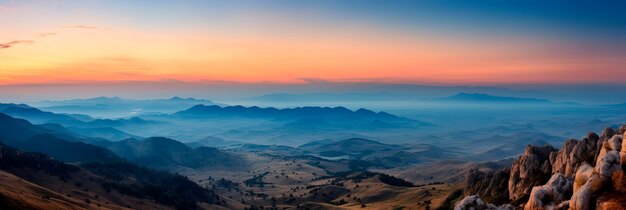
[{"left": 1, "top": 0, "right": 626, "bottom": 89}]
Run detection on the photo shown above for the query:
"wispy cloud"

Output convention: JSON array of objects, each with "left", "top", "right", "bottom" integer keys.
[
  {"left": 0, "top": 40, "right": 34, "bottom": 49},
  {"left": 37, "top": 32, "right": 57, "bottom": 37},
  {"left": 62, "top": 25, "right": 99, "bottom": 29}
]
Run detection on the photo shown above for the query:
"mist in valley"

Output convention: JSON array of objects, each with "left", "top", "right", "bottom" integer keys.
[{"left": 3, "top": 0, "right": 626, "bottom": 209}]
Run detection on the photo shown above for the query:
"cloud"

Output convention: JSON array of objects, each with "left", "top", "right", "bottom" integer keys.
[
  {"left": 62, "top": 25, "right": 99, "bottom": 29},
  {"left": 0, "top": 40, "right": 34, "bottom": 49},
  {"left": 37, "top": 32, "right": 57, "bottom": 37},
  {"left": 298, "top": 78, "right": 331, "bottom": 84}
]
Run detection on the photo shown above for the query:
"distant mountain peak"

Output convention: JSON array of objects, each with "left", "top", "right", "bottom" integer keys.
[
  {"left": 176, "top": 104, "right": 415, "bottom": 123},
  {"left": 168, "top": 96, "right": 208, "bottom": 101},
  {"left": 441, "top": 92, "right": 550, "bottom": 103},
  {"left": 91, "top": 96, "right": 123, "bottom": 100}
]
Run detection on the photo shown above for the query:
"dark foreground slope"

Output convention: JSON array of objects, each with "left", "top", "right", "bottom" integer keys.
[
  {"left": 0, "top": 142, "right": 225, "bottom": 210},
  {"left": 0, "top": 113, "right": 229, "bottom": 209}
]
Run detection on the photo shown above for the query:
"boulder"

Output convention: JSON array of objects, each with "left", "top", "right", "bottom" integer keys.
[
  {"left": 596, "top": 151, "right": 621, "bottom": 180},
  {"left": 573, "top": 163, "right": 593, "bottom": 193},
  {"left": 595, "top": 128, "right": 615, "bottom": 164},
  {"left": 570, "top": 180, "right": 593, "bottom": 210},
  {"left": 596, "top": 135, "right": 621, "bottom": 171},
  {"left": 571, "top": 176, "right": 607, "bottom": 210},
  {"left": 454, "top": 195, "right": 515, "bottom": 210},
  {"left": 524, "top": 173, "right": 572, "bottom": 210},
  {"left": 570, "top": 146, "right": 623, "bottom": 210}
]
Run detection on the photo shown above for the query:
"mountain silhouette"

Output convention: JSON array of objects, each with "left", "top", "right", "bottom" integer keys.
[{"left": 440, "top": 93, "right": 550, "bottom": 103}]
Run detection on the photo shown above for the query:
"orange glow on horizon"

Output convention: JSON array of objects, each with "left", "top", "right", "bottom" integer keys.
[
  {"left": 2, "top": 2, "right": 626, "bottom": 86},
  {"left": 3, "top": 25, "right": 624, "bottom": 86}
]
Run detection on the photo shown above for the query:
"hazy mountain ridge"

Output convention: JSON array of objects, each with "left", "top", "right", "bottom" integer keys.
[
  {"left": 0, "top": 103, "right": 85, "bottom": 124},
  {"left": 0, "top": 103, "right": 154, "bottom": 141},
  {"left": 96, "top": 136, "right": 248, "bottom": 170},
  {"left": 249, "top": 92, "right": 417, "bottom": 102},
  {"left": 33, "top": 96, "right": 217, "bottom": 118},
  {"left": 170, "top": 105, "right": 430, "bottom": 142},
  {"left": 439, "top": 92, "right": 552, "bottom": 103},
  {"left": 175, "top": 104, "right": 416, "bottom": 123},
  {"left": 0, "top": 113, "right": 122, "bottom": 163}
]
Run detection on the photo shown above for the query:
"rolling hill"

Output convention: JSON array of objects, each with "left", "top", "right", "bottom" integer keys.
[
  {"left": 96, "top": 137, "right": 248, "bottom": 170},
  {"left": 0, "top": 143, "right": 225, "bottom": 210}
]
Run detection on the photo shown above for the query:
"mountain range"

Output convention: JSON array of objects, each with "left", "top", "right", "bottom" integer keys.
[
  {"left": 439, "top": 92, "right": 552, "bottom": 103},
  {"left": 246, "top": 92, "right": 573, "bottom": 105},
  {"left": 3, "top": 97, "right": 624, "bottom": 209},
  {"left": 175, "top": 104, "right": 414, "bottom": 122},
  {"left": 32, "top": 96, "right": 216, "bottom": 118}
]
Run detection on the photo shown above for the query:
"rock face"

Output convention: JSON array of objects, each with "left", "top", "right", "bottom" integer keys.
[
  {"left": 551, "top": 133, "right": 599, "bottom": 177},
  {"left": 508, "top": 145, "right": 555, "bottom": 202},
  {"left": 454, "top": 195, "right": 515, "bottom": 210},
  {"left": 464, "top": 168, "right": 511, "bottom": 204},
  {"left": 458, "top": 125, "right": 626, "bottom": 210}
]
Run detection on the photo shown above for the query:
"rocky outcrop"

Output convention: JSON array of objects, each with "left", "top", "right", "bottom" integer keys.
[
  {"left": 508, "top": 145, "right": 555, "bottom": 202},
  {"left": 454, "top": 195, "right": 515, "bottom": 210},
  {"left": 459, "top": 125, "right": 626, "bottom": 210},
  {"left": 570, "top": 132, "right": 623, "bottom": 210},
  {"left": 594, "top": 128, "right": 615, "bottom": 164},
  {"left": 464, "top": 167, "right": 511, "bottom": 204},
  {"left": 551, "top": 133, "right": 599, "bottom": 177},
  {"left": 524, "top": 173, "right": 572, "bottom": 210}
]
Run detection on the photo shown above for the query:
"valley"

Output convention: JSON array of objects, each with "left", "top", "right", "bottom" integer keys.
[{"left": 0, "top": 93, "right": 625, "bottom": 209}]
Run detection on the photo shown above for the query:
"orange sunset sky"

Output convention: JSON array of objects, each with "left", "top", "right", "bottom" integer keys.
[{"left": 1, "top": 1, "right": 626, "bottom": 86}]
